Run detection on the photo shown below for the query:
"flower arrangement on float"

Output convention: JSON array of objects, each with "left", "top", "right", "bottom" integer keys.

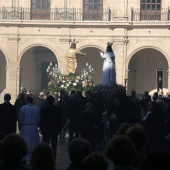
[
  {"left": 47, "top": 62, "right": 126, "bottom": 96},
  {"left": 47, "top": 62, "right": 94, "bottom": 94}
]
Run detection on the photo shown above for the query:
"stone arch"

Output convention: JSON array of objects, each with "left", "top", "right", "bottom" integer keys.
[
  {"left": 126, "top": 42, "right": 169, "bottom": 95},
  {"left": 0, "top": 47, "right": 9, "bottom": 67},
  {"left": 73, "top": 40, "right": 108, "bottom": 85},
  {"left": 18, "top": 43, "right": 60, "bottom": 67},
  {"left": 76, "top": 39, "right": 108, "bottom": 52},
  {"left": 127, "top": 43, "right": 169, "bottom": 71},
  {"left": 18, "top": 43, "right": 61, "bottom": 96},
  {"left": 0, "top": 47, "right": 8, "bottom": 103}
]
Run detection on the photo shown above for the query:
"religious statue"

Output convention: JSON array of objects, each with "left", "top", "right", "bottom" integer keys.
[
  {"left": 65, "top": 39, "right": 86, "bottom": 75},
  {"left": 100, "top": 42, "right": 116, "bottom": 85}
]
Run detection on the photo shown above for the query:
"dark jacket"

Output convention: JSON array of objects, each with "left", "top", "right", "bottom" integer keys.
[
  {"left": 0, "top": 102, "right": 17, "bottom": 135},
  {"left": 40, "top": 103, "right": 62, "bottom": 134}
]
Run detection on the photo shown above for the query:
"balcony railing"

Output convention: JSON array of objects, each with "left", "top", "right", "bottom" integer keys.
[
  {"left": 131, "top": 8, "right": 170, "bottom": 21},
  {"left": 1, "top": 6, "right": 170, "bottom": 22},
  {"left": 0, "top": 7, "right": 111, "bottom": 21}
]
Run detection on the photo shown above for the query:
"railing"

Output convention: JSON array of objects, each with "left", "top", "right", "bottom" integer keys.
[
  {"left": 1, "top": 6, "right": 170, "bottom": 22},
  {"left": 131, "top": 8, "right": 170, "bottom": 21},
  {"left": 0, "top": 7, "right": 111, "bottom": 21}
]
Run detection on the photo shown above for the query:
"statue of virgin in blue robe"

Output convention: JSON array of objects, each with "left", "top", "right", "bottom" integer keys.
[{"left": 100, "top": 42, "right": 116, "bottom": 85}]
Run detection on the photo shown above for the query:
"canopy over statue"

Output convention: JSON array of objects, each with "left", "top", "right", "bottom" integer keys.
[
  {"left": 100, "top": 42, "right": 116, "bottom": 85},
  {"left": 65, "top": 39, "right": 86, "bottom": 75}
]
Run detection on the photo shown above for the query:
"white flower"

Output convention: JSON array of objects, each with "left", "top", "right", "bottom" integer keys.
[
  {"left": 82, "top": 81, "right": 86, "bottom": 87},
  {"left": 62, "top": 80, "right": 66, "bottom": 83},
  {"left": 61, "top": 84, "right": 64, "bottom": 88},
  {"left": 73, "top": 82, "right": 77, "bottom": 86}
]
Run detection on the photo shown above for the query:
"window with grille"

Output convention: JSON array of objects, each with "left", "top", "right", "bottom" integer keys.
[
  {"left": 83, "top": 0, "right": 103, "bottom": 20},
  {"left": 31, "top": 0, "right": 51, "bottom": 20},
  {"left": 140, "top": 0, "right": 161, "bottom": 20}
]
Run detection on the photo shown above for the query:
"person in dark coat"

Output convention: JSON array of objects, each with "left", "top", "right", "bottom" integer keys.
[
  {"left": 57, "top": 92, "right": 69, "bottom": 139},
  {"left": 40, "top": 95, "right": 62, "bottom": 160},
  {"left": 145, "top": 102, "right": 167, "bottom": 154},
  {"left": 68, "top": 93, "right": 82, "bottom": 142},
  {"left": 0, "top": 93, "right": 17, "bottom": 136},
  {"left": 93, "top": 92, "right": 105, "bottom": 148},
  {"left": 14, "top": 92, "right": 26, "bottom": 113},
  {"left": 80, "top": 103, "right": 97, "bottom": 150}
]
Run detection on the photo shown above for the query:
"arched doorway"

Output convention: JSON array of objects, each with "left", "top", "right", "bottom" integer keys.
[
  {"left": 0, "top": 50, "right": 7, "bottom": 103},
  {"left": 127, "top": 48, "right": 168, "bottom": 97},
  {"left": 76, "top": 47, "right": 103, "bottom": 85},
  {"left": 20, "top": 46, "right": 58, "bottom": 96}
]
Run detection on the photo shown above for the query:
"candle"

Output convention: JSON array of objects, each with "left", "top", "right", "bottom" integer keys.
[
  {"left": 50, "top": 62, "right": 52, "bottom": 66},
  {"left": 86, "top": 63, "right": 88, "bottom": 66}
]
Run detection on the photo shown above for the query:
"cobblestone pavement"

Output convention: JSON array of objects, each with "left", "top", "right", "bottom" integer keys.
[{"left": 55, "top": 137, "right": 70, "bottom": 170}]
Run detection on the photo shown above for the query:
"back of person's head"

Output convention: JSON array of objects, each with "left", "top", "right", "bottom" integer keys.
[
  {"left": 47, "top": 95, "right": 54, "bottom": 105},
  {"left": 71, "top": 90, "right": 75, "bottom": 95},
  {"left": 68, "top": 138, "right": 91, "bottom": 165},
  {"left": 1, "top": 133, "right": 28, "bottom": 162},
  {"left": 131, "top": 90, "right": 136, "bottom": 97},
  {"left": 106, "top": 135, "right": 136, "bottom": 166},
  {"left": 152, "top": 102, "right": 163, "bottom": 114},
  {"left": 152, "top": 92, "right": 158, "bottom": 101},
  {"left": 71, "top": 93, "right": 78, "bottom": 101},
  {"left": 115, "top": 123, "right": 133, "bottom": 136},
  {"left": 82, "top": 153, "right": 108, "bottom": 170},
  {"left": 85, "top": 103, "right": 93, "bottom": 113},
  {"left": 125, "top": 124, "right": 147, "bottom": 150},
  {"left": 4, "top": 93, "right": 11, "bottom": 102},
  {"left": 142, "top": 151, "right": 170, "bottom": 170},
  {"left": 86, "top": 90, "right": 93, "bottom": 100},
  {"left": 31, "top": 142, "right": 55, "bottom": 170},
  {"left": 26, "top": 95, "right": 33, "bottom": 104},
  {"left": 20, "top": 92, "right": 25, "bottom": 99}
]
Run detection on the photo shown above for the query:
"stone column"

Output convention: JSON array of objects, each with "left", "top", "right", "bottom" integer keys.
[
  {"left": 113, "top": 36, "right": 128, "bottom": 85},
  {"left": 167, "top": 70, "right": 170, "bottom": 92},
  {"left": 6, "top": 63, "right": 18, "bottom": 103},
  {"left": 6, "top": 35, "right": 20, "bottom": 103}
]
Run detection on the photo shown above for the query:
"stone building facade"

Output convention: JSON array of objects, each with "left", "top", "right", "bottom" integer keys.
[{"left": 0, "top": 0, "right": 170, "bottom": 103}]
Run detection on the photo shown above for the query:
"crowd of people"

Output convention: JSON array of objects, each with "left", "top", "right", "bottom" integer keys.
[{"left": 0, "top": 88, "right": 170, "bottom": 170}]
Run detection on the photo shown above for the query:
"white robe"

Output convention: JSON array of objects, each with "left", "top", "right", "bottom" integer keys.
[
  {"left": 100, "top": 51, "right": 116, "bottom": 85},
  {"left": 18, "top": 104, "right": 40, "bottom": 161}
]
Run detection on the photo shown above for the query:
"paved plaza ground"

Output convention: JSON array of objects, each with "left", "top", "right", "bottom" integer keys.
[{"left": 56, "top": 137, "right": 71, "bottom": 170}]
